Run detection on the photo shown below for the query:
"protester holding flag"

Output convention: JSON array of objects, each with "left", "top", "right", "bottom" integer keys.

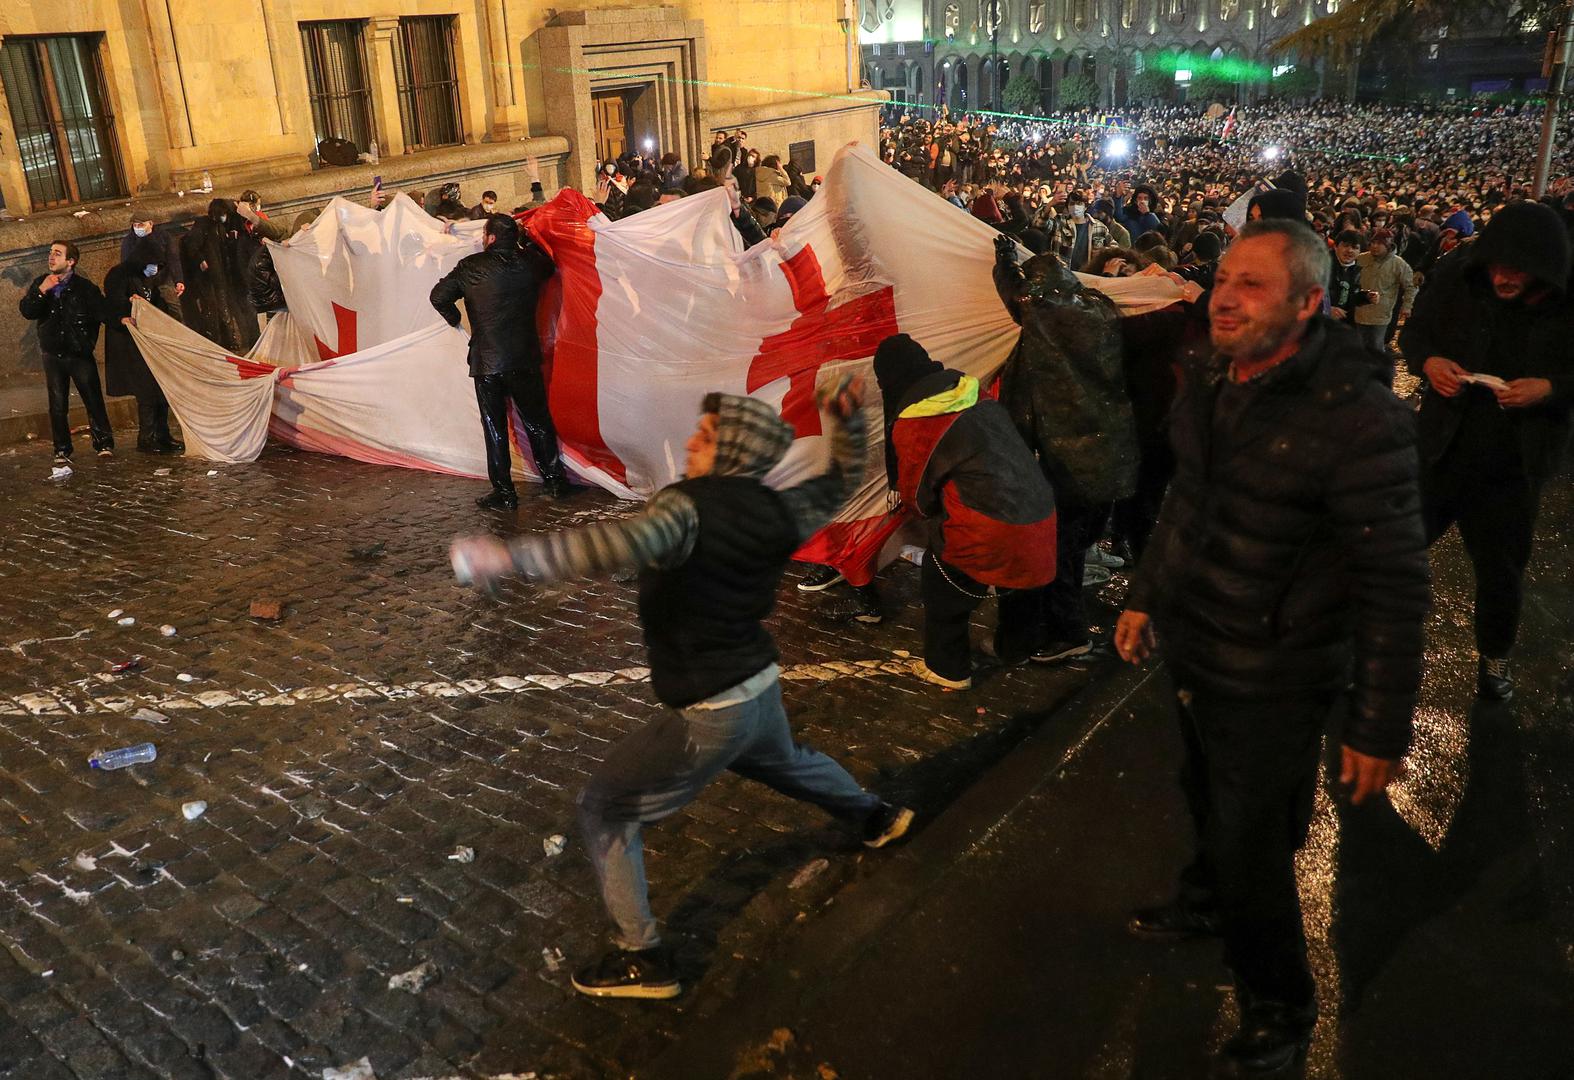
[
  {"left": 103, "top": 239, "right": 183, "bottom": 454},
  {"left": 874, "top": 333, "right": 1057, "bottom": 689},
  {"left": 994, "top": 234, "right": 1137, "bottom": 664},
  {"left": 430, "top": 214, "right": 570, "bottom": 508}
]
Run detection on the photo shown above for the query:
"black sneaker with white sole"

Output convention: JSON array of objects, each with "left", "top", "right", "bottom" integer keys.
[
  {"left": 797, "top": 565, "right": 845, "bottom": 592},
  {"left": 1031, "top": 639, "right": 1093, "bottom": 664},
  {"left": 862, "top": 802, "right": 915, "bottom": 848},
  {"left": 570, "top": 946, "right": 680, "bottom": 999}
]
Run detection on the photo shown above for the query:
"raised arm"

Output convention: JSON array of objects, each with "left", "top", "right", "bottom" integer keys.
[
  {"left": 993, "top": 233, "right": 1026, "bottom": 326},
  {"left": 777, "top": 378, "right": 868, "bottom": 543}
]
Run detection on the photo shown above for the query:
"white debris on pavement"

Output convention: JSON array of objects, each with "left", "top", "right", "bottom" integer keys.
[
  {"left": 0, "top": 658, "right": 917, "bottom": 718},
  {"left": 322, "top": 1059, "right": 377, "bottom": 1080},
  {"left": 542, "top": 834, "right": 566, "bottom": 858},
  {"left": 447, "top": 846, "right": 475, "bottom": 863},
  {"left": 387, "top": 961, "right": 439, "bottom": 993},
  {"left": 540, "top": 946, "right": 565, "bottom": 972},
  {"left": 182, "top": 801, "right": 207, "bottom": 821}
]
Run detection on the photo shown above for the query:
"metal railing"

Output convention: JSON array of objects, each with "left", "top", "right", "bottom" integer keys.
[{"left": 0, "top": 34, "right": 125, "bottom": 209}]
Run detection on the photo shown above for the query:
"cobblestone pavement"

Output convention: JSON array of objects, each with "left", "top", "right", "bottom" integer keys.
[{"left": 0, "top": 440, "right": 1124, "bottom": 1080}]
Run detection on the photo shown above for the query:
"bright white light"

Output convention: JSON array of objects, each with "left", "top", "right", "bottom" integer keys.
[
  {"left": 1174, "top": 68, "right": 1192, "bottom": 83},
  {"left": 1264, "top": 145, "right": 1282, "bottom": 161},
  {"left": 643, "top": 139, "right": 653, "bottom": 151},
  {"left": 1030, "top": 131, "right": 1041, "bottom": 142},
  {"left": 1107, "top": 136, "right": 1131, "bottom": 157}
]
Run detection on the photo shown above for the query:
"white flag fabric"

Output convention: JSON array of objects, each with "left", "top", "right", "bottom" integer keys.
[{"left": 129, "top": 142, "right": 1187, "bottom": 580}]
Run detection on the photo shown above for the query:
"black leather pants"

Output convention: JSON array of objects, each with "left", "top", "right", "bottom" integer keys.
[
  {"left": 473, "top": 369, "right": 565, "bottom": 495},
  {"left": 44, "top": 351, "right": 114, "bottom": 456}
]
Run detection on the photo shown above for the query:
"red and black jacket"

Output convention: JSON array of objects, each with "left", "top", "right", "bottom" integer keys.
[{"left": 888, "top": 371, "right": 1057, "bottom": 589}]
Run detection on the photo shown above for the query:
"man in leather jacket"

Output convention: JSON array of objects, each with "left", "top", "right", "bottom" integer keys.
[
  {"left": 20, "top": 240, "right": 115, "bottom": 462},
  {"left": 1115, "top": 220, "right": 1429, "bottom": 1076},
  {"left": 430, "top": 213, "right": 570, "bottom": 508}
]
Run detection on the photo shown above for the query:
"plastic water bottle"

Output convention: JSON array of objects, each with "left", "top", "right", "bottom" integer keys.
[
  {"left": 369, "top": 140, "right": 380, "bottom": 165},
  {"left": 89, "top": 743, "right": 157, "bottom": 770},
  {"left": 200, "top": 170, "right": 213, "bottom": 193}
]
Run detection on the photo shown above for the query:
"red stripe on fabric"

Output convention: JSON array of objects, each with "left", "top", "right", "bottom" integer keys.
[
  {"left": 268, "top": 416, "right": 484, "bottom": 479},
  {"left": 224, "top": 355, "right": 278, "bottom": 380},
  {"left": 748, "top": 245, "right": 899, "bottom": 438},
  {"left": 526, "top": 190, "right": 626, "bottom": 483},
  {"left": 793, "top": 510, "right": 909, "bottom": 588},
  {"left": 313, "top": 303, "right": 358, "bottom": 361}
]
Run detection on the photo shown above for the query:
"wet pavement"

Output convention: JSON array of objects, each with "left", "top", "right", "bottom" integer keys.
[
  {"left": 649, "top": 456, "right": 1574, "bottom": 1078},
  {"left": 0, "top": 437, "right": 1116, "bottom": 1079},
  {"left": 1, "top": 415, "right": 1571, "bottom": 1079}
]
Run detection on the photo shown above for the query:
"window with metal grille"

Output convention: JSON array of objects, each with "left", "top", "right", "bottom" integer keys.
[
  {"left": 300, "top": 20, "right": 374, "bottom": 153},
  {"left": 0, "top": 34, "right": 125, "bottom": 210},
  {"left": 393, "top": 16, "right": 462, "bottom": 151}
]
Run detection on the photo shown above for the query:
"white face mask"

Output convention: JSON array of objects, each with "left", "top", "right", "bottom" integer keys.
[
  {"left": 1071, "top": 204, "right": 1087, "bottom": 219},
  {"left": 133, "top": 225, "right": 151, "bottom": 237},
  {"left": 481, "top": 202, "right": 495, "bottom": 213},
  {"left": 143, "top": 265, "right": 159, "bottom": 278}
]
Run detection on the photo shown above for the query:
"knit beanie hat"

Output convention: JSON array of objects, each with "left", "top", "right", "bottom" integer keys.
[{"left": 873, "top": 334, "right": 944, "bottom": 418}]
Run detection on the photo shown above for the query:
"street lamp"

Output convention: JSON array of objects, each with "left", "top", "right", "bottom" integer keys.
[{"left": 990, "top": 0, "right": 1001, "bottom": 111}]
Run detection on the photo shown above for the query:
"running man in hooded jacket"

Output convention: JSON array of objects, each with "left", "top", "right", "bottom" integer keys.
[{"left": 448, "top": 378, "right": 913, "bottom": 1000}]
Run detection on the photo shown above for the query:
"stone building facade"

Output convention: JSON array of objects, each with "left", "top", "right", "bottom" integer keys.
[
  {"left": 0, "top": 1, "right": 882, "bottom": 385},
  {"left": 858, "top": 0, "right": 1330, "bottom": 111}
]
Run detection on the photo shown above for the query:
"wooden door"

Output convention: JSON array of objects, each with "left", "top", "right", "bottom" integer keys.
[{"left": 592, "top": 93, "right": 628, "bottom": 164}]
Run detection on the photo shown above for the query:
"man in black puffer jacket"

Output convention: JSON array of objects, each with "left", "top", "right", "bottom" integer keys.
[
  {"left": 430, "top": 213, "right": 569, "bottom": 508},
  {"left": 20, "top": 240, "right": 114, "bottom": 462},
  {"left": 1116, "top": 219, "right": 1429, "bottom": 1076},
  {"left": 1400, "top": 200, "right": 1574, "bottom": 701}
]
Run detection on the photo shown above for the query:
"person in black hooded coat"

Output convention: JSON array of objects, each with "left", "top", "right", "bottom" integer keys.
[
  {"left": 103, "top": 239, "right": 183, "bottom": 453},
  {"left": 180, "top": 199, "right": 256, "bottom": 352},
  {"left": 1400, "top": 199, "right": 1574, "bottom": 700}
]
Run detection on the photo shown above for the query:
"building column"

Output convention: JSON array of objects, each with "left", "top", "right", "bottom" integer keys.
[
  {"left": 139, "top": 0, "right": 195, "bottom": 151},
  {"left": 366, "top": 16, "right": 407, "bottom": 156},
  {"left": 259, "top": 0, "right": 296, "bottom": 134}
]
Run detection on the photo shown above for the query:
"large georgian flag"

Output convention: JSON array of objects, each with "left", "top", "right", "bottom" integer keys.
[{"left": 130, "top": 143, "right": 1183, "bottom": 582}]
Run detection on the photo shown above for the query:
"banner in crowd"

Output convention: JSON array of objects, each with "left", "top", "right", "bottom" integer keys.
[{"left": 131, "top": 143, "right": 1185, "bottom": 581}]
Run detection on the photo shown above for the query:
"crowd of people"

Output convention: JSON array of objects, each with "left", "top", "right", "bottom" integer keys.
[
  {"left": 20, "top": 100, "right": 1573, "bottom": 1074},
  {"left": 445, "top": 100, "right": 1572, "bottom": 1076}
]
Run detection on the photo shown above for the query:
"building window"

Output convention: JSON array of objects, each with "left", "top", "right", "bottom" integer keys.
[
  {"left": 300, "top": 21, "right": 374, "bottom": 154},
  {"left": 0, "top": 34, "right": 124, "bottom": 210},
  {"left": 394, "top": 16, "right": 462, "bottom": 151},
  {"left": 978, "top": 0, "right": 1007, "bottom": 36}
]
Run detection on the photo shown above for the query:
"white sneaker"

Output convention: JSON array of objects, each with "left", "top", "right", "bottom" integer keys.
[{"left": 913, "top": 660, "right": 971, "bottom": 690}]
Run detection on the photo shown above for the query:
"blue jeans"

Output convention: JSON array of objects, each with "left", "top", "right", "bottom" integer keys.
[{"left": 577, "top": 668, "right": 880, "bottom": 950}]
